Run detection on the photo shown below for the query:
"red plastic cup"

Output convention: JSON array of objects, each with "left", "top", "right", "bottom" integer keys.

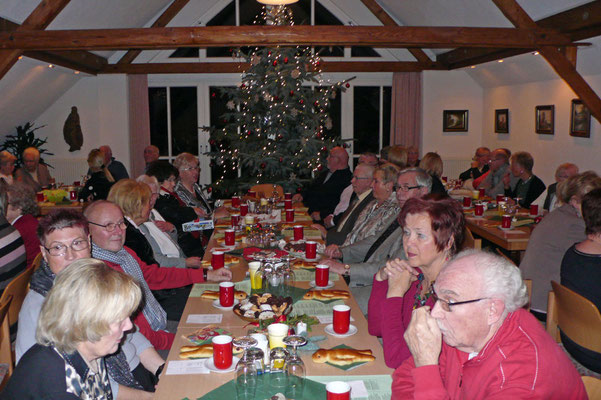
[
  {"left": 305, "top": 241, "right": 317, "bottom": 260},
  {"left": 530, "top": 204, "right": 539, "bottom": 216},
  {"left": 212, "top": 251, "right": 225, "bottom": 270},
  {"left": 496, "top": 194, "right": 504, "bottom": 203},
  {"left": 333, "top": 304, "right": 351, "bottom": 334},
  {"left": 212, "top": 335, "right": 233, "bottom": 369},
  {"left": 474, "top": 203, "right": 484, "bottom": 216},
  {"left": 284, "top": 199, "right": 292, "bottom": 209},
  {"left": 219, "top": 282, "right": 234, "bottom": 307},
  {"left": 285, "top": 209, "right": 294, "bottom": 222},
  {"left": 535, "top": 215, "right": 543, "bottom": 224},
  {"left": 326, "top": 381, "right": 351, "bottom": 400},
  {"left": 36, "top": 192, "right": 44, "bottom": 202},
  {"left": 479, "top": 188, "right": 486, "bottom": 198},
  {"left": 501, "top": 214, "right": 512, "bottom": 229},
  {"left": 239, "top": 203, "right": 248, "bottom": 216},
  {"left": 441, "top": 176, "right": 448, "bottom": 183},
  {"left": 284, "top": 192, "right": 292, "bottom": 200},
  {"left": 73, "top": 181, "right": 81, "bottom": 187},
  {"left": 224, "top": 229, "right": 235, "bottom": 246},
  {"left": 463, "top": 196, "right": 472, "bottom": 208},
  {"left": 231, "top": 214, "right": 240, "bottom": 227},
  {"left": 69, "top": 190, "right": 77, "bottom": 201},
  {"left": 248, "top": 190, "right": 256, "bottom": 198},
  {"left": 315, "top": 264, "right": 329, "bottom": 287},
  {"left": 293, "top": 225, "right": 304, "bottom": 241},
  {"left": 231, "top": 196, "right": 241, "bottom": 208}
]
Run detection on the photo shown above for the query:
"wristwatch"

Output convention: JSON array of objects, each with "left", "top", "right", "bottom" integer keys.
[{"left": 202, "top": 268, "right": 208, "bottom": 281}]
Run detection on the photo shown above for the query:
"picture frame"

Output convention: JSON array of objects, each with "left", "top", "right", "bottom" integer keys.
[
  {"left": 495, "top": 109, "right": 509, "bottom": 133},
  {"left": 570, "top": 99, "right": 591, "bottom": 138},
  {"left": 443, "top": 110, "right": 468, "bottom": 132},
  {"left": 535, "top": 105, "right": 554, "bottom": 135}
]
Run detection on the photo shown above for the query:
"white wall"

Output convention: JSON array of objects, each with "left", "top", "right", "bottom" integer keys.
[{"left": 483, "top": 73, "right": 601, "bottom": 186}]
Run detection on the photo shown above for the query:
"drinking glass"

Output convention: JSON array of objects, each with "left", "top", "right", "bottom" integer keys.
[
  {"left": 233, "top": 336, "right": 258, "bottom": 400},
  {"left": 269, "top": 347, "right": 289, "bottom": 392},
  {"left": 283, "top": 335, "right": 307, "bottom": 400}
]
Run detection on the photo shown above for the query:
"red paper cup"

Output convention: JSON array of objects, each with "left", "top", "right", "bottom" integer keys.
[
  {"left": 501, "top": 214, "right": 512, "bottom": 229},
  {"left": 284, "top": 199, "right": 292, "bottom": 209},
  {"left": 284, "top": 192, "right": 292, "bottom": 200},
  {"left": 285, "top": 209, "right": 294, "bottom": 222},
  {"left": 315, "top": 264, "right": 329, "bottom": 287},
  {"left": 530, "top": 204, "right": 539, "bottom": 216},
  {"left": 239, "top": 203, "right": 248, "bottom": 216},
  {"left": 248, "top": 190, "right": 256, "bottom": 198},
  {"left": 231, "top": 196, "right": 241, "bottom": 208},
  {"left": 69, "top": 190, "right": 77, "bottom": 201},
  {"left": 479, "top": 188, "right": 486, "bottom": 198},
  {"left": 224, "top": 229, "right": 235, "bottom": 246},
  {"left": 305, "top": 241, "right": 317, "bottom": 260},
  {"left": 231, "top": 214, "right": 240, "bottom": 227},
  {"left": 463, "top": 196, "right": 472, "bottom": 208},
  {"left": 219, "top": 282, "right": 234, "bottom": 307},
  {"left": 474, "top": 203, "right": 484, "bottom": 216},
  {"left": 333, "top": 304, "right": 351, "bottom": 334},
  {"left": 36, "top": 192, "right": 45, "bottom": 202},
  {"left": 212, "top": 251, "right": 225, "bottom": 270},
  {"left": 326, "top": 381, "right": 351, "bottom": 400},
  {"left": 496, "top": 194, "right": 505, "bottom": 203},
  {"left": 293, "top": 225, "right": 304, "bottom": 241},
  {"left": 212, "top": 335, "right": 233, "bottom": 370}
]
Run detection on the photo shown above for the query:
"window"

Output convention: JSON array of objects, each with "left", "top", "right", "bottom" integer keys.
[{"left": 353, "top": 86, "right": 391, "bottom": 158}]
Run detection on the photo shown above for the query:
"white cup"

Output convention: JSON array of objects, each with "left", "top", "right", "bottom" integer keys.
[{"left": 267, "top": 323, "right": 289, "bottom": 349}]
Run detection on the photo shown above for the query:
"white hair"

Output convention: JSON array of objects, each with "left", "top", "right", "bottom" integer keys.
[{"left": 450, "top": 249, "right": 528, "bottom": 313}]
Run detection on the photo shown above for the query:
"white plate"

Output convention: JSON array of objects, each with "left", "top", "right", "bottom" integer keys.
[
  {"left": 324, "top": 324, "right": 358, "bottom": 338},
  {"left": 212, "top": 299, "right": 239, "bottom": 310},
  {"left": 204, "top": 356, "right": 239, "bottom": 373},
  {"left": 498, "top": 226, "right": 513, "bottom": 231},
  {"left": 471, "top": 213, "right": 485, "bottom": 219},
  {"left": 309, "top": 280, "right": 334, "bottom": 289}
]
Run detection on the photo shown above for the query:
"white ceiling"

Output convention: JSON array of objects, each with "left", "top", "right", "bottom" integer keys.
[{"left": 1, "top": 0, "right": 599, "bottom": 135}]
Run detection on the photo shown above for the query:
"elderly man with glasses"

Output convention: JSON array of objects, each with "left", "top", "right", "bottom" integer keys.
[
  {"left": 459, "top": 147, "right": 490, "bottom": 182},
  {"left": 392, "top": 250, "right": 585, "bottom": 399}
]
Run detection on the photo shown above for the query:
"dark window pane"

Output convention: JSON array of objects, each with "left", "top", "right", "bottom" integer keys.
[
  {"left": 315, "top": 2, "right": 343, "bottom": 57},
  {"left": 169, "top": 47, "right": 199, "bottom": 58},
  {"left": 317, "top": 86, "right": 341, "bottom": 141},
  {"left": 207, "top": 1, "right": 236, "bottom": 57},
  {"left": 382, "top": 86, "right": 392, "bottom": 148},
  {"left": 170, "top": 87, "right": 198, "bottom": 155},
  {"left": 351, "top": 47, "right": 381, "bottom": 57},
  {"left": 354, "top": 86, "right": 380, "bottom": 154},
  {"left": 149, "top": 87, "right": 168, "bottom": 156},
  {"left": 209, "top": 87, "right": 238, "bottom": 181}
]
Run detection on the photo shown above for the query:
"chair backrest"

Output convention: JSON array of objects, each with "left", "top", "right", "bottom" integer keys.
[
  {"left": 550, "top": 280, "right": 601, "bottom": 353},
  {"left": 546, "top": 289, "right": 560, "bottom": 342},
  {"left": 0, "top": 295, "right": 13, "bottom": 389},
  {"left": 583, "top": 376, "right": 601, "bottom": 400},
  {"left": 250, "top": 184, "right": 284, "bottom": 199},
  {"left": 30, "top": 252, "right": 43, "bottom": 272},
  {"left": 0, "top": 267, "right": 34, "bottom": 327},
  {"left": 461, "top": 227, "right": 481, "bottom": 250}
]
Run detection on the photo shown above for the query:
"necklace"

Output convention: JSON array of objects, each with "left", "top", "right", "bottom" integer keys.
[{"left": 413, "top": 273, "right": 434, "bottom": 309}]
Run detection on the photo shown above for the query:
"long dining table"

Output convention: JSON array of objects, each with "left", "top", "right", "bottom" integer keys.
[{"left": 153, "top": 202, "right": 394, "bottom": 400}]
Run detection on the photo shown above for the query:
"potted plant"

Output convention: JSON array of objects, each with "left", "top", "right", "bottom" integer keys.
[{"left": 1, "top": 122, "right": 54, "bottom": 167}]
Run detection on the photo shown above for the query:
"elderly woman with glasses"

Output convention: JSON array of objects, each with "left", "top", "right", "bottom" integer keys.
[
  {"left": 368, "top": 195, "right": 465, "bottom": 369},
  {"left": 15, "top": 210, "right": 164, "bottom": 399}
]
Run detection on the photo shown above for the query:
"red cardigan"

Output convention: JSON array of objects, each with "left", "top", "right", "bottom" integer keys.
[
  {"left": 103, "top": 246, "right": 205, "bottom": 349},
  {"left": 13, "top": 214, "right": 40, "bottom": 269}
]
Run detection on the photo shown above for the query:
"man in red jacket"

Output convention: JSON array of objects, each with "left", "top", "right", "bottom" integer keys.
[
  {"left": 85, "top": 201, "right": 231, "bottom": 350},
  {"left": 392, "top": 250, "right": 586, "bottom": 400}
]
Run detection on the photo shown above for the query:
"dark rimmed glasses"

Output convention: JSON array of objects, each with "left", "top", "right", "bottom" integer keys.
[
  {"left": 394, "top": 184, "right": 421, "bottom": 192},
  {"left": 432, "top": 291, "right": 488, "bottom": 312}
]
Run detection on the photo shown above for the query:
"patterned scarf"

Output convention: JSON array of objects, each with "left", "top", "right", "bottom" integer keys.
[
  {"left": 91, "top": 243, "right": 167, "bottom": 331},
  {"left": 57, "top": 347, "right": 113, "bottom": 399},
  {"left": 30, "top": 260, "right": 142, "bottom": 390}
]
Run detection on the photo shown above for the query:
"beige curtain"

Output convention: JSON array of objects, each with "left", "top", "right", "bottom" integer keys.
[
  {"left": 390, "top": 72, "right": 422, "bottom": 149},
  {"left": 127, "top": 74, "right": 151, "bottom": 178}
]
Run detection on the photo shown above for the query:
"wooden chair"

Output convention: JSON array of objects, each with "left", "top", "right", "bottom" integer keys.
[
  {"left": 0, "top": 266, "right": 34, "bottom": 328},
  {"left": 0, "top": 295, "right": 13, "bottom": 391},
  {"left": 495, "top": 248, "right": 515, "bottom": 264},
  {"left": 250, "top": 184, "right": 284, "bottom": 199},
  {"left": 30, "top": 252, "right": 43, "bottom": 272},
  {"left": 546, "top": 281, "right": 601, "bottom": 353},
  {"left": 461, "top": 227, "right": 481, "bottom": 250},
  {"left": 582, "top": 376, "right": 601, "bottom": 400}
]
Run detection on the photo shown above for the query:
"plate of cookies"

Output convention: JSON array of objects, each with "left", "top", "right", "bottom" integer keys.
[{"left": 233, "top": 293, "right": 293, "bottom": 322}]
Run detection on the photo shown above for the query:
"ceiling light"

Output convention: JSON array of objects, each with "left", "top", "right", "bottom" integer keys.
[
  {"left": 498, "top": 59, "right": 504, "bottom": 63},
  {"left": 48, "top": 64, "right": 55, "bottom": 68},
  {"left": 470, "top": 65, "right": 476, "bottom": 69},
  {"left": 257, "top": 0, "right": 299, "bottom": 4},
  {"left": 533, "top": 51, "right": 539, "bottom": 55},
  {"left": 18, "top": 56, "right": 23, "bottom": 60},
  {"left": 74, "top": 70, "right": 80, "bottom": 74}
]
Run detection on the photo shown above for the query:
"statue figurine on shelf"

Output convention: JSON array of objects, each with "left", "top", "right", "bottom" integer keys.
[{"left": 63, "top": 106, "right": 84, "bottom": 152}]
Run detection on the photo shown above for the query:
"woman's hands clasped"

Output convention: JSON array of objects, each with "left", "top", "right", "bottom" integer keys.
[{"left": 376, "top": 258, "right": 420, "bottom": 298}]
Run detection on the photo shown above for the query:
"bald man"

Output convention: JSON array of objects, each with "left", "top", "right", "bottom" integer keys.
[
  {"left": 15, "top": 147, "right": 52, "bottom": 191},
  {"left": 293, "top": 146, "right": 352, "bottom": 221},
  {"left": 99, "top": 145, "right": 129, "bottom": 181}
]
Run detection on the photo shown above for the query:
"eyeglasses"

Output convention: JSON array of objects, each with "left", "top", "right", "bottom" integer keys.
[
  {"left": 395, "top": 184, "right": 421, "bottom": 192},
  {"left": 181, "top": 166, "right": 199, "bottom": 171},
  {"left": 432, "top": 291, "right": 488, "bottom": 312},
  {"left": 89, "top": 220, "right": 127, "bottom": 232},
  {"left": 44, "top": 238, "right": 89, "bottom": 256},
  {"left": 352, "top": 176, "right": 372, "bottom": 180}
]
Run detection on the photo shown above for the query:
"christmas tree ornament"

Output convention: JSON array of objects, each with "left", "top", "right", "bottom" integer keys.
[{"left": 284, "top": 57, "right": 288, "bottom": 63}]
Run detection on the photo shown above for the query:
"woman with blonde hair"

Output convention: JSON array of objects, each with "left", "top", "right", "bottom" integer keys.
[
  {"left": 79, "top": 148, "right": 115, "bottom": 201},
  {"left": 419, "top": 152, "right": 446, "bottom": 194},
  {"left": 386, "top": 146, "right": 408, "bottom": 169}
]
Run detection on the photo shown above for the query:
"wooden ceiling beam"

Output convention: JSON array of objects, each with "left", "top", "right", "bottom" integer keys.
[
  {"left": 117, "top": 0, "right": 191, "bottom": 65},
  {"left": 359, "top": 0, "right": 432, "bottom": 64},
  {"left": 438, "top": 1, "right": 601, "bottom": 69},
  {"left": 101, "top": 61, "right": 444, "bottom": 74},
  {"left": 0, "top": 26, "right": 574, "bottom": 51},
  {"left": 0, "top": 0, "right": 71, "bottom": 79},
  {"left": 492, "top": 0, "right": 601, "bottom": 123}
]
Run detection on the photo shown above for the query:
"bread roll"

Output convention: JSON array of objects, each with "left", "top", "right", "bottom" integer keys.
[
  {"left": 302, "top": 290, "right": 350, "bottom": 301},
  {"left": 179, "top": 344, "right": 213, "bottom": 359},
  {"left": 201, "top": 290, "right": 248, "bottom": 300},
  {"left": 311, "top": 348, "right": 375, "bottom": 365}
]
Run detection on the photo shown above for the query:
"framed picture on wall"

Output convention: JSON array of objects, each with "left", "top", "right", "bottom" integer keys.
[
  {"left": 495, "top": 109, "right": 509, "bottom": 133},
  {"left": 443, "top": 110, "right": 468, "bottom": 132},
  {"left": 535, "top": 105, "right": 554, "bottom": 135},
  {"left": 570, "top": 99, "right": 591, "bottom": 138}
]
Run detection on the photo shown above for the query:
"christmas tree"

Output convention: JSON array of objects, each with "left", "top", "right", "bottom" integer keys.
[{"left": 205, "top": 4, "right": 350, "bottom": 196}]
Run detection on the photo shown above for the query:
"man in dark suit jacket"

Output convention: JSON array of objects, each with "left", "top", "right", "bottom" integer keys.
[
  {"left": 325, "top": 163, "right": 375, "bottom": 245},
  {"left": 100, "top": 145, "right": 129, "bottom": 181},
  {"left": 459, "top": 147, "right": 490, "bottom": 181},
  {"left": 293, "top": 146, "right": 352, "bottom": 221},
  {"left": 542, "top": 163, "right": 579, "bottom": 211}
]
